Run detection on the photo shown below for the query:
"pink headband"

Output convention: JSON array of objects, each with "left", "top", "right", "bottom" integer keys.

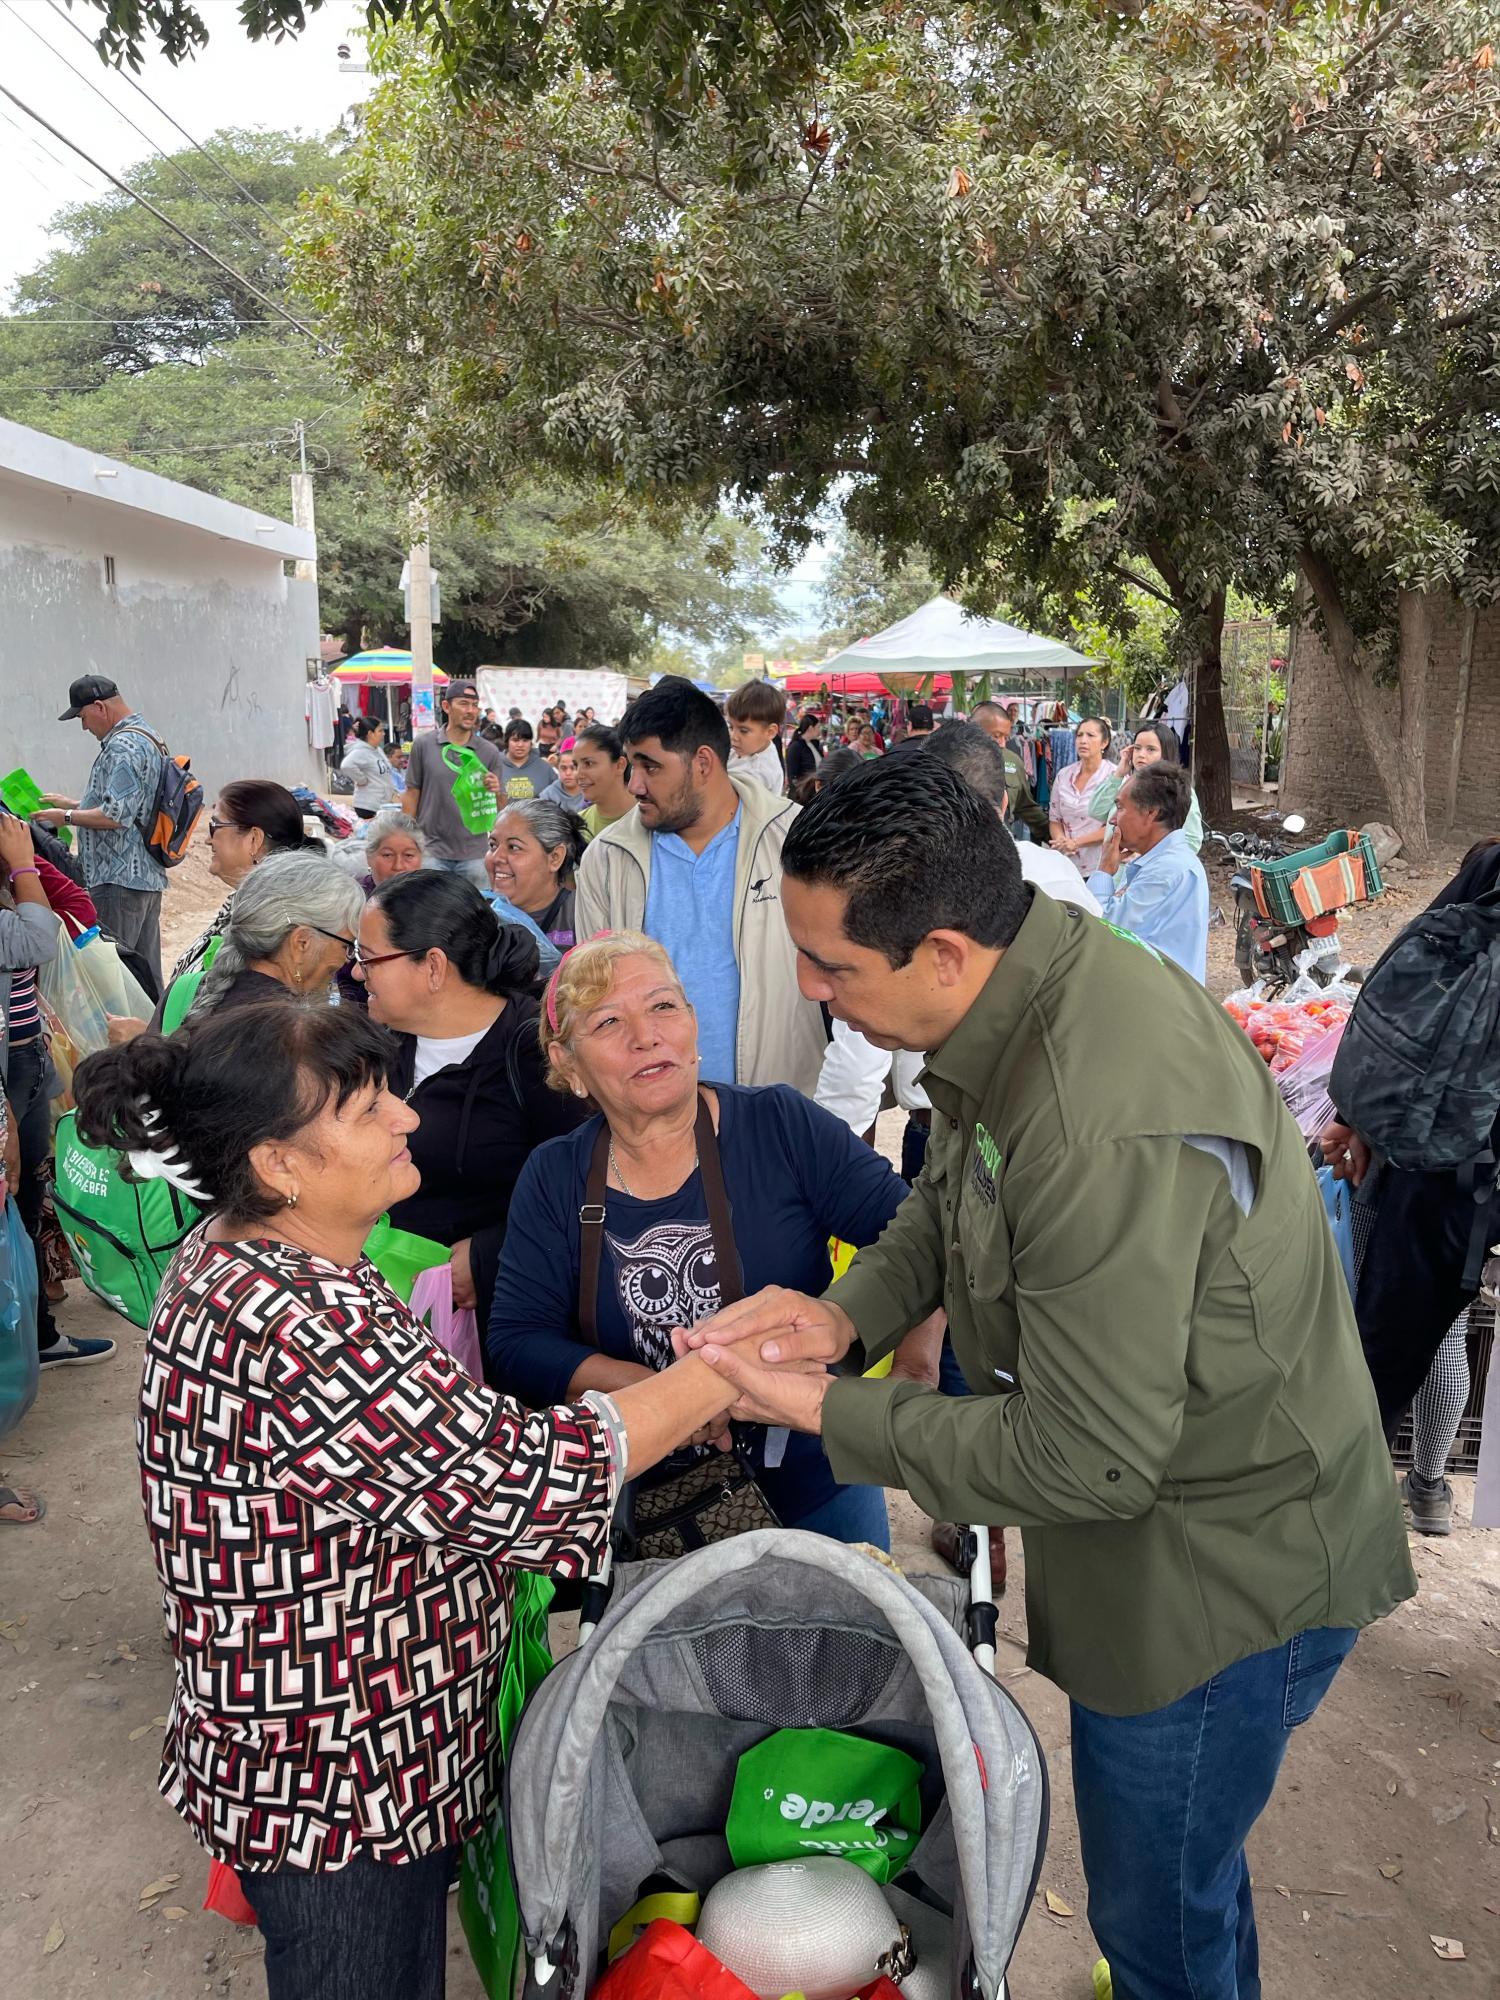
[{"left": 544, "top": 930, "right": 617, "bottom": 1034}]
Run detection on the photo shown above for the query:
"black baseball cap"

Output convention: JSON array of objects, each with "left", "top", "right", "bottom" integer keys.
[
  {"left": 443, "top": 679, "right": 478, "bottom": 700},
  {"left": 59, "top": 674, "right": 120, "bottom": 720}
]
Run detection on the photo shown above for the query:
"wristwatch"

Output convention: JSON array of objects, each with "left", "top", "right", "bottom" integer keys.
[{"left": 64, "top": 809, "right": 75, "bottom": 825}]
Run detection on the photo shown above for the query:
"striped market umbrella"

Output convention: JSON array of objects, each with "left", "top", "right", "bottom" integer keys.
[{"left": 330, "top": 651, "right": 449, "bottom": 685}]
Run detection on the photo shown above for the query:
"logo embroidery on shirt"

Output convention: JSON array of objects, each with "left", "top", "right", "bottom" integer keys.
[
  {"left": 1100, "top": 920, "right": 1164, "bottom": 964},
  {"left": 970, "top": 1122, "right": 1003, "bottom": 1206},
  {"left": 749, "top": 875, "right": 778, "bottom": 904}
]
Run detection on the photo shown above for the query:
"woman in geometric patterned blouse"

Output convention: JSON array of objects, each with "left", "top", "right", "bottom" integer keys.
[{"left": 72, "top": 1000, "right": 735, "bottom": 2000}]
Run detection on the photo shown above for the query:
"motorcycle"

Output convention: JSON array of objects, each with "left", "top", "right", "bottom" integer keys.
[{"left": 1205, "top": 815, "right": 1344, "bottom": 993}]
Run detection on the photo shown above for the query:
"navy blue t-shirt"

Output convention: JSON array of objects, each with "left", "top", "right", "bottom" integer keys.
[{"left": 486, "top": 1083, "right": 908, "bottom": 1524}]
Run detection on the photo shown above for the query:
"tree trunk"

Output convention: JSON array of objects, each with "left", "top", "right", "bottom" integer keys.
[
  {"left": 1298, "top": 554, "right": 1433, "bottom": 865},
  {"left": 1190, "top": 590, "right": 1234, "bottom": 826}
]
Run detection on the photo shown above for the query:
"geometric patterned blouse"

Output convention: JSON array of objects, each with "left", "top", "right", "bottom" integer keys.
[{"left": 138, "top": 1232, "right": 618, "bottom": 1872}]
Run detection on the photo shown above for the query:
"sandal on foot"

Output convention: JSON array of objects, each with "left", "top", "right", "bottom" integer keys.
[{"left": 0, "top": 1485, "right": 46, "bottom": 1525}]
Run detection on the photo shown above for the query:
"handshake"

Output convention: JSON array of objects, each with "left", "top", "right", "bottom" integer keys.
[{"left": 671, "top": 1288, "right": 860, "bottom": 1438}]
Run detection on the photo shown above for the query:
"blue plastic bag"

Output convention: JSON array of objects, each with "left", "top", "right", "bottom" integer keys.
[
  {"left": 1317, "top": 1164, "right": 1356, "bottom": 1299},
  {"left": 0, "top": 1194, "right": 40, "bottom": 1441}
]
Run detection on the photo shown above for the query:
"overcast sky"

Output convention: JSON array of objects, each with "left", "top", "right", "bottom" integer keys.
[{"left": 0, "top": 0, "right": 827, "bottom": 632}]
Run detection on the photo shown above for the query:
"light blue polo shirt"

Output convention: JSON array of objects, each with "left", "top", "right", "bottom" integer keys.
[{"left": 643, "top": 808, "right": 743, "bottom": 1083}]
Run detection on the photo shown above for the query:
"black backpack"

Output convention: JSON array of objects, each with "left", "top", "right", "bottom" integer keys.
[{"left": 1330, "top": 888, "right": 1500, "bottom": 1172}]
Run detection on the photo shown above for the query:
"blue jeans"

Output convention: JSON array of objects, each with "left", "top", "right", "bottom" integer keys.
[
  {"left": 1071, "top": 1628, "right": 1358, "bottom": 2000},
  {"left": 239, "top": 1846, "right": 455, "bottom": 2000},
  {"left": 792, "top": 1481, "right": 891, "bottom": 1550},
  {"left": 430, "top": 855, "right": 489, "bottom": 888}
]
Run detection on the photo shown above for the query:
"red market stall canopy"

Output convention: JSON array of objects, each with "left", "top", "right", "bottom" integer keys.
[{"left": 781, "top": 667, "right": 953, "bottom": 696}]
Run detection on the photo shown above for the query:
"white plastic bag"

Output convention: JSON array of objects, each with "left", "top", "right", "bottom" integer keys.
[{"left": 70, "top": 930, "right": 155, "bottom": 1023}]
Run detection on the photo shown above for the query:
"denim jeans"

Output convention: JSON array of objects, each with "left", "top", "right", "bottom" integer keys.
[
  {"left": 1071, "top": 1627, "right": 1358, "bottom": 2000},
  {"left": 791, "top": 1480, "right": 891, "bottom": 1550},
  {"left": 238, "top": 1846, "right": 456, "bottom": 2000},
  {"left": 429, "top": 855, "right": 490, "bottom": 888},
  {"left": 5, "top": 1037, "right": 57, "bottom": 1349}
]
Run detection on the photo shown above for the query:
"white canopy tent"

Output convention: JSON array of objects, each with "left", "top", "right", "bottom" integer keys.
[{"left": 818, "top": 595, "right": 1092, "bottom": 682}]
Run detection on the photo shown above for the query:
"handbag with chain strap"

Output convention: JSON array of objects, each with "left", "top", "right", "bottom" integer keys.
[{"left": 577, "top": 1090, "right": 780, "bottom": 1558}]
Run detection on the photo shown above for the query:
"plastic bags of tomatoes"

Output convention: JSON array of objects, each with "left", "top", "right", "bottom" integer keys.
[{"left": 1223, "top": 991, "right": 1353, "bottom": 1078}]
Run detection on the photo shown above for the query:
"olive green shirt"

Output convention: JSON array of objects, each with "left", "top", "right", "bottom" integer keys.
[
  {"left": 821, "top": 890, "right": 1414, "bottom": 1715},
  {"left": 1001, "top": 744, "right": 1051, "bottom": 843}
]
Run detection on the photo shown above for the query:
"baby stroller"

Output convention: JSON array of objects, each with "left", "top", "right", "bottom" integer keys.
[{"left": 504, "top": 1530, "right": 1048, "bottom": 2000}]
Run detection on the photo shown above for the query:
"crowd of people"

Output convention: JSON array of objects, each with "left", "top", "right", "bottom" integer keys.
[{"left": 1, "top": 662, "right": 1493, "bottom": 2000}]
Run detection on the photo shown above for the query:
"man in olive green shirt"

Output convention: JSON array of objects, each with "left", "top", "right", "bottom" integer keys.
[
  {"left": 971, "top": 700, "right": 1050, "bottom": 842},
  {"left": 688, "top": 754, "right": 1413, "bottom": 2000}
]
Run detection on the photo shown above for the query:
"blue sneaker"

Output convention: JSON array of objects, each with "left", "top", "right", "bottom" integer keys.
[{"left": 38, "top": 1333, "right": 117, "bottom": 1368}]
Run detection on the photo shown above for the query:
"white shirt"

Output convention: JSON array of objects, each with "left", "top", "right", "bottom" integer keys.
[
  {"left": 305, "top": 679, "right": 337, "bottom": 750},
  {"left": 728, "top": 743, "right": 785, "bottom": 793},
  {"left": 413, "top": 1025, "right": 491, "bottom": 1087},
  {"left": 813, "top": 848, "right": 1104, "bottom": 1135}
]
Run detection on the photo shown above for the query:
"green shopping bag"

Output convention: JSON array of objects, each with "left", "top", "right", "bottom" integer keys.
[
  {"left": 361, "top": 1214, "right": 451, "bottom": 1303},
  {"left": 460, "top": 1573, "right": 556, "bottom": 1998},
  {"left": 725, "top": 1728, "right": 923, "bottom": 1884}
]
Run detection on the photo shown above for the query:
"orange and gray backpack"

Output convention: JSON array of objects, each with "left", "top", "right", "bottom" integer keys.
[{"left": 119, "top": 722, "right": 204, "bottom": 867}]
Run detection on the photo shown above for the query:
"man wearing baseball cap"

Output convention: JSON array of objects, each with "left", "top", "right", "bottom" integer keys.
[
  {"left": 34, "top": 676, "right": 167, "bottom": 985},
  {"left": 399, "top": 679, "right": 505, "bottom": 884}
]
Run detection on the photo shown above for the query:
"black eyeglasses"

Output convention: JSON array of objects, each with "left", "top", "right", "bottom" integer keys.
[
  {"left": 207, "top": 817, "right": 243, "bottom": 838},
  {"left": 308, "top": 925, "right": 357, "bottom": 959}
]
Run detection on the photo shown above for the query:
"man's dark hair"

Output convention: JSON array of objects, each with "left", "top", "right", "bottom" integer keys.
[
  {"left": 619, "top": 675, "right": 730, "bottom": 765},
  {"left": 504, "top": 718, "right": 535, "bottom": 745},
  {"left": 1128, "top": 760, "right": 1190, "bottom": 832},
  {"left": 907, "top": 703, "right": 934, "bottom": 732},
  {"left": 921, "top": 721, "right": 1008, "bottom": 812},
  {"left": 783, "top": 754, "right": 1027, "bottom": 967}
]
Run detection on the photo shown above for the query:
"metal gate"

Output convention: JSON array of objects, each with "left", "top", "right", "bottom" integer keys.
[{"left": 1220, "top": 620, "right": 1290, "bottom": 789}]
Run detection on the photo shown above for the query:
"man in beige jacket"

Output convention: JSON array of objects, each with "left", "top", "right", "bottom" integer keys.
[{"left": 574, "top": 678, "right": 826, "bottom": 1093}]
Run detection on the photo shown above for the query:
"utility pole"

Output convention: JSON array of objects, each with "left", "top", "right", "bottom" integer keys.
[
  {"left": 407, "top": 499, "right": 436, "bottom": 733},
  {"left": 290, "top": 417, "right": 317, "bottom": 583}
]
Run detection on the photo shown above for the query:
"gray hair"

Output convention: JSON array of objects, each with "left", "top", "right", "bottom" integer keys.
[
  {"left": 189, "top": 852, "right": 365, "bottom": 1021},
  {"left": 495, "top": 797, "right": 586, "bottom": 879},
  {"left": 365, "top": 811, "right": 426, "bottom": 859}
]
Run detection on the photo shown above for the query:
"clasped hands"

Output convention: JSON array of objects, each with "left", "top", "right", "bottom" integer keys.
[{"left": 671, "top": 1288, "right": 859, "bottom": 1438}]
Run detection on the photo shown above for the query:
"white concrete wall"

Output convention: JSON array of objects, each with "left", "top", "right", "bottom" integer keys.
[{"left": 0, "top": 474, "right": 324, "bottom": 803}]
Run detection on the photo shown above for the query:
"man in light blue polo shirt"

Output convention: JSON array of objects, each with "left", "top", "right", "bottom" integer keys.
[
  {"left": 574, "top": 677, "right": 827, "bottom": 1093},
  {"left": 643, "top": 803, "right": 742, "bottom": 1082},
  {"left": 1088, "top": 760, "right": 1209, "bottom": 981}
]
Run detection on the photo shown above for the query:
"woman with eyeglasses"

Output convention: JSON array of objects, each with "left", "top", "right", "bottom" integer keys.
[
  {"left": 183, "top": 853, "right": 363, "bottom": 1022},
  {"left": 108, "top": 788, "right": 326, "bottom": 1044},
  {"left": 354, "top": 870, "right": 584, "bottom": 1329}
]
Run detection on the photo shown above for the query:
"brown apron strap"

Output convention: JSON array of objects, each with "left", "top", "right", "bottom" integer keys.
[
  {"left": 576, "top": 1120, "right": 611, "bottom": 1349},
  {"left": 577, "top": 1091, "right": 740, "bottom": 1345},
  {"left": 694, "top": 1090, "right": 742, "bottom": 1308}
]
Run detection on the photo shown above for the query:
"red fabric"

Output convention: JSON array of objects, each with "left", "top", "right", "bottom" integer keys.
[
  {"left": 591, "top": 1922, "right": 757, "bottom": 2000},
  {"left": 203, "top": 1860, "right": 257, "bottom": 1927},
  {"left": 35, "top": 858, "right": 97, "bottom": 936}
]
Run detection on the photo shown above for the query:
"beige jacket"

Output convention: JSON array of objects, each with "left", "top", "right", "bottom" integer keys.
[{"left": 574, "top": 774, "right": 827, "bottom": 1094}]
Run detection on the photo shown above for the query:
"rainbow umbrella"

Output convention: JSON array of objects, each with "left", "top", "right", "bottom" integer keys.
[{"left": 330, "top": 651, "right": 449, "bottom": 685}]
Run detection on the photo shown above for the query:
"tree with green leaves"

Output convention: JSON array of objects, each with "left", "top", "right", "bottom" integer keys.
[
  {"left": 2, "top": 127, "right": 781, "bottom": 667},
  {"left": 297, "top": 0, "right": 1499, "bottom": 850}
]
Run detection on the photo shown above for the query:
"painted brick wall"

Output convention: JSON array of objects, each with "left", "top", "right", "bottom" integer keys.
[{"left": 1281, "top": 601, "right": 1498, "bottom": 837}]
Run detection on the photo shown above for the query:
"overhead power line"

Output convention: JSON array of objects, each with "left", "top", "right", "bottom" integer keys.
[
  {"left": 0, "top": 82, "right": 326, "bottom": 351},
  {"left": 43, "top": 0, "right": 290, "bottom": 236},
  {"left": 0, "top": 97, "right": 99, "bottom": 197},
  {"left": 1, "top": 0, "right": 272, "bottom": 261}
]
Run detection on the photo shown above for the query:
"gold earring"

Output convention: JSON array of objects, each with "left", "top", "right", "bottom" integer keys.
[{"left": 285, "top": 1188, "right": 299, "bottom": 1209}]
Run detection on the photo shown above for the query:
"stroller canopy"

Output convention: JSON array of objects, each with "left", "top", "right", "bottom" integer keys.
[{"left": 506, "top": 1532, "right": 1047, "bottom": 2000}]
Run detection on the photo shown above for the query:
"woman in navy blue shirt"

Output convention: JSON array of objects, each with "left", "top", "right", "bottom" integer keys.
[{"left": 486, "top": 930, "right": 928, "bottom": 1545}]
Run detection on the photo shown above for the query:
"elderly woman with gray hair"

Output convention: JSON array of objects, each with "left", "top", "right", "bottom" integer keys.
[
  {"left": 180, "top": 852, "right": 364, "bottom": 1022},
  {"left": 484, "top": 797, "right": 586, "bottom": 951}
]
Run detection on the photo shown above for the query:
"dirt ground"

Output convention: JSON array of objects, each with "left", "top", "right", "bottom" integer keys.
[{"left": 2, "top": 825, "right": 1498, "bottom": 1999}]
